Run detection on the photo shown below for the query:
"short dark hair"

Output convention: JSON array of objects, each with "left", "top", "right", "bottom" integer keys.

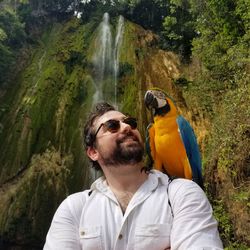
[{"left": 83, "top": 102, "right": 116, "bottom": 171}]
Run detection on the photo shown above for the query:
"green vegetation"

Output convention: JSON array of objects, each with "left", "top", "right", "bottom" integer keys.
[
  {"left": 0, "top": 147, "right": 72, "bottom": 246},
  {"left": 213, "top": 199, "right": 249, "bottom": 250},
  {"left": 161, "top": 0, "right": 196, "bottom": 59},
  {"left": 180, "top": 0, "right": 250, "bottom": 247},
  {"left": 0, "top": 6, "right": 26, "bottom": 85},
  {"left": 0, "top": 15, "right": 96, "bottom": 245}
]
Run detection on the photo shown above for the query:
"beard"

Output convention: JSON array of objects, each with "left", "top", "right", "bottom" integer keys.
[{"left": 100, "top": 132, "right": 144, "bottom": 166}]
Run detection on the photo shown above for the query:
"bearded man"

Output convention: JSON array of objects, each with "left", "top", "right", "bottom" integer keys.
[{"left": 44, "top": 102, "right": 223, "bottom": 250}]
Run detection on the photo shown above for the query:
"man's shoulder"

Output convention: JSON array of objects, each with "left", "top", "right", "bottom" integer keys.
[
  {"left": 167, "top": 177, "right": 207, "bottom": 208},
  {"left": 151, "top": 170, "right": 202, "bottom": 193},
  {"left": 66, "top": 190, "right": 91, "bottom": 204},
  {"left": 58, "top": 190, "right": 90, "bottom": 212},
  {"left": 54, "top": 190, "right": 91, "bottom": 222}
]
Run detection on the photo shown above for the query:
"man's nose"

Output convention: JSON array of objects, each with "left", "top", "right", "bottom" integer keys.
[{"left": 120, "top": 121, "right": 132, "bottom": 132}]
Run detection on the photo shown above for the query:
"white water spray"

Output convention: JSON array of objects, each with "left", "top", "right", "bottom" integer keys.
[
  {"left": 92, "top": 12, "right": 113, "bottom": 103},
  {"left": 113, "top": 15, "right": 124, "bottom": 106},
  {"left": 92, "top": 13, "right": 124, "bottom": 106}
]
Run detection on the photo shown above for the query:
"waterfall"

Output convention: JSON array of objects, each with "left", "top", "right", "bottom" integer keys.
[
  {"left": 113, "top": 15, "right": 124, "bottom": 106},
  {"left": 92, "top": 12, "right": 113, "bottom": 103},
  {"left": 30, "top": 50, "right": 46, "bottom": 96},
  {"left": 91, "top": 13, "right": 124, "bottom": 106}
]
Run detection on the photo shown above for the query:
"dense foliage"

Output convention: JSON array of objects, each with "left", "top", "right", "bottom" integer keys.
[
  {"left": 192, "top": 0, "right": 249, "bottom": 82},
  {"left": 0, "top": 7, "right": 26, "bottom": 85},
  {"left": 188, "top": 1, "right": 249, "bottom": 248}
]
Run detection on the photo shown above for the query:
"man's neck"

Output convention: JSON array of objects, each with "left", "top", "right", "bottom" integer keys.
[
  {"left": 102, "top": 163, "right": 148, "bottom": 193},
  {"left": 101, "top": 163, "right": 148, "bottom": 213}
]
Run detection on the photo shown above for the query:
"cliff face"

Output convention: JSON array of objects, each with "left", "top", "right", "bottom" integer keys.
[
  {"left": 0, "top": 16, "right": 187, "bottom": 247},
  {"left": 0, "top": 19, "right": 94, "bottom": 247}
]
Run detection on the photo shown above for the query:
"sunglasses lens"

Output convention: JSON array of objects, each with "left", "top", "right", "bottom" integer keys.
[
  {"left": 102, "top": 117, "right": 137, "bottom": 134},
  {"left": 105, "top": 119, "right": 120, "bottom": 132},
  {"left": 124, "top": 117, "right": 137, "bottom": 129}
]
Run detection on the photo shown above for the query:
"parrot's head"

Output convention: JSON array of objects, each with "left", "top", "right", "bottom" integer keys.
[{"left": 144, "top": 88, "right": 176, "bottom": 116}]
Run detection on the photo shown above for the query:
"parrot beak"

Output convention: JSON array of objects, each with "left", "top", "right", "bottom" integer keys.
[{"left": 144, "top": 91, "right": 158, "bottom": 109}]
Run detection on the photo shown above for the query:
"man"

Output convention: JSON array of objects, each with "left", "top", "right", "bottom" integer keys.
[{"left": 44, "top": 102, "right": 223, "bottom": 250}]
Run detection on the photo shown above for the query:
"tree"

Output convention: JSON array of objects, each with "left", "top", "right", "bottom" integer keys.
[
  {"left": 0, "top": 7, "right": 26, "bottom": 48},
  {"left": 125, "top": 0, "right": 169, "bottom": 32},
  {"left": 191, "top": 0, "right": 249, "bottom": 81},
  {"left": 0, "top": 7, "right": 26, "bottom": 85},
  {"left": 161, "top": 0, "right": 196, "bottom": 60},
  {"left": 0, "top": 28, "right": 14, "bottom": 85}
]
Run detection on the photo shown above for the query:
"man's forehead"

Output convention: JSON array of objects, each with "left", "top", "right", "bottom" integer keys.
[{"left": 94, "top": 110, "right": 125, "bottom": 127}]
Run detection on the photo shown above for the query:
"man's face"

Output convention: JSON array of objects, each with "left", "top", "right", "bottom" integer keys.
[{"left": 91, "top": 111, "right": 144, "bottom": 167}]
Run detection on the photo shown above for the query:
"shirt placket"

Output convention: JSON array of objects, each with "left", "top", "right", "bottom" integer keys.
[{"left": 113, "top": 178, "right": 158, "bottom": 250}]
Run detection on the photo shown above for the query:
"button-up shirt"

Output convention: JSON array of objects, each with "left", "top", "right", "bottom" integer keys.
[{"left": 44, "top": 170, "right": 223, "bottom": 250}]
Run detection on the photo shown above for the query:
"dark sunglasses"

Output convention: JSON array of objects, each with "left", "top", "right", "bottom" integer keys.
[{"left": 94, "top": 117, "right": 137, "bottom": 138}]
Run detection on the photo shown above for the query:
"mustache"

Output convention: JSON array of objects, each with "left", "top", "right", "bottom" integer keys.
[{"left": 117, "top": 131, "right": 140, "bottom": 144}]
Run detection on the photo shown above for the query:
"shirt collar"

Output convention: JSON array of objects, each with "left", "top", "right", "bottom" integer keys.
[{"left": 90, "top": 170, "right": 169, "bottom": 194}]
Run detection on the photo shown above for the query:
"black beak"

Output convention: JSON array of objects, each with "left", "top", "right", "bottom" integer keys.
[{"left": 144, "top": 91, "right": 158, "bottom": 109}]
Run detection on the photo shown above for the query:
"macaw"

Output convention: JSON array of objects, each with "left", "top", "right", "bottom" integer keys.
[{"left": 144, "top": 88, "right": 203, "bottom": 188}]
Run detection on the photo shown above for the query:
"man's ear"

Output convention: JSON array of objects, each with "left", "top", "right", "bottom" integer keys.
[{"left": 86, "top": 146, "right": 99, "bottom": 161}]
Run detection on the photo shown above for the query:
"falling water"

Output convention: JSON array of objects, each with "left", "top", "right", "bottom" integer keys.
[
  {"left": 34, "top": 51, "right": 46, "bottom": 89},
  {"left": 91, "top": 13, "right": 124, "bottom": 106},
  {"left": 92, "top": 12, "right": 113, "bottom": 104},
  {"left": 113, "top": 15, "right": 124, "bottom": 106}
]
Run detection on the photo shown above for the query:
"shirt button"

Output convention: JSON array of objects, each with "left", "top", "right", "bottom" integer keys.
[
  {"left": 80, "top": 231, "right": 85, "bottom": 236},
  {"left": 118, "top": 234, "right": 123, "bottom": 239}
]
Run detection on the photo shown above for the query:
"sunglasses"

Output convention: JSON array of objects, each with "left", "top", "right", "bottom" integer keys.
[{"left": 94, "top": 117, "right": 137, "bottom": 138}]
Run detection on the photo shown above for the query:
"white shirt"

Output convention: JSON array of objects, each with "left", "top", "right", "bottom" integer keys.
[{"left": 44, "top": 170, "right": 223, "bottom": 250}]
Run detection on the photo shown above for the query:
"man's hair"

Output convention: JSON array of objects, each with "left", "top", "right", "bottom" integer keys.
[{"left": 83, "top": 102, "right": 116, "bottom": 171}]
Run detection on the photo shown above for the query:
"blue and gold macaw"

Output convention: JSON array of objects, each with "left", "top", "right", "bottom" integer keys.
[{"left": 144, "top": 88, "right": 203, "bottom": 188}]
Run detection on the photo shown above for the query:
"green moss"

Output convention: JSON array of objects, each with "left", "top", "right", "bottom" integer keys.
[
  {"left": 0, "top": 147, "right": 72, "bottom": 244},
  {"left": 0, "top": 15, "right": 96, "bottom": 200},
  {"left": 120, "top": 80, "right": 138, "bottom": 117},
  {"left": 119, "top": 62, "right": 134, "bottom": 78},
  {"left": 119, "top": 21, "right": 138, "bottom": 66}
]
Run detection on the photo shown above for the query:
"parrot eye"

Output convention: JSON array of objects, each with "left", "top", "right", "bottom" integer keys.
[
  {"left": 94, "top": 117, "right": 137, "bottom": 139},
  {"left": 157, "top": 92, "right": 166, "bottom": 100}
]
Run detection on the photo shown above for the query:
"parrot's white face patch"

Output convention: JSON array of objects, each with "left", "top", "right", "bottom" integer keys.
[
  {"left": 157, "top": 98, "right": 167, "bottom": 108},
  {"left": 153, "top": 90, "right": 166, "bottom": 100},
  {"left": 150, "top": 90, "right": 167, "bottom": 108}
]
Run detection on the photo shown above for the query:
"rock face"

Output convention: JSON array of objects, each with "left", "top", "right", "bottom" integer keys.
[{"left": 0, "top": 16, "right": 195, "bottom": 248}]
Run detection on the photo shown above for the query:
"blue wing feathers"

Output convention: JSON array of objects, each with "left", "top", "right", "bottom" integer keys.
[
  {"left": 145, "top": 123, "right": 153, "bottom": 158},
  {"left": 177, "top": 116, "right": 203, "bottom": 188},
  {"left": 145, "top": 123, "right": 154, "bottom": 171}
]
